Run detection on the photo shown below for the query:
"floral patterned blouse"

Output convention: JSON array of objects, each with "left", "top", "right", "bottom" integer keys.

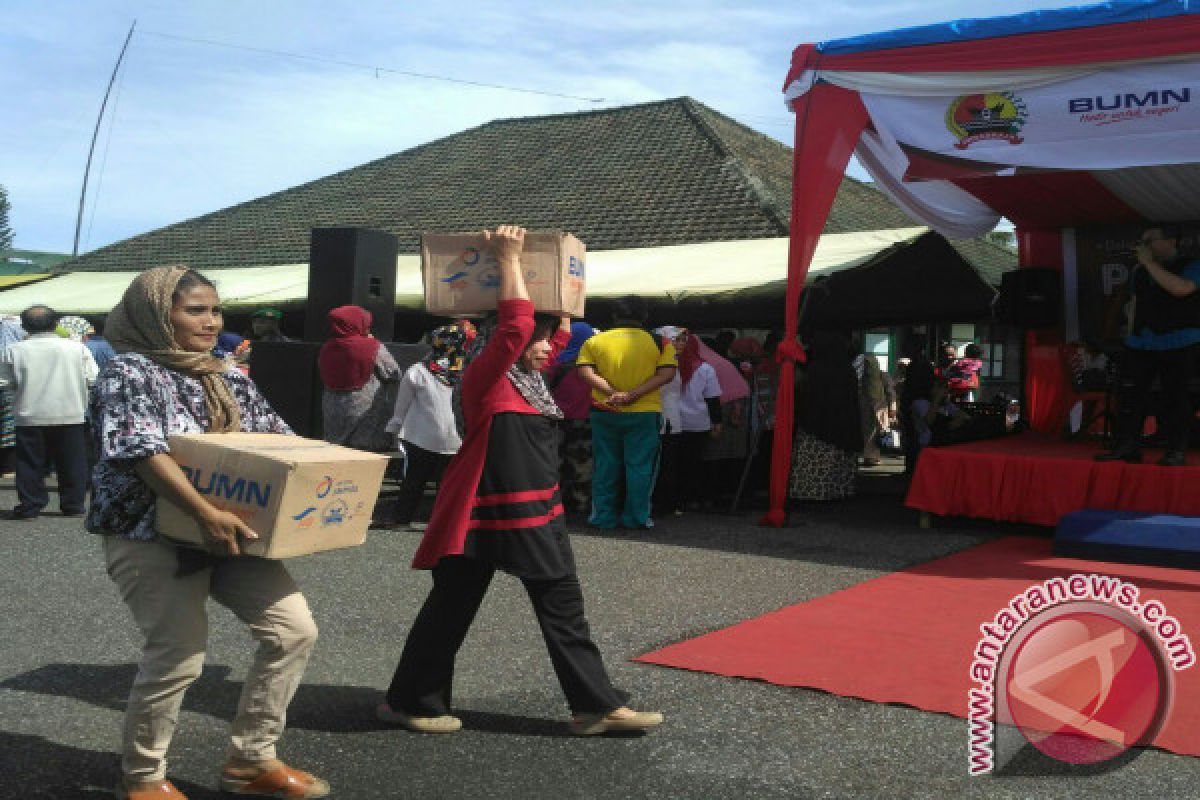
[{"left": 86, "top": 353, "right": 292, "bottom": 541}]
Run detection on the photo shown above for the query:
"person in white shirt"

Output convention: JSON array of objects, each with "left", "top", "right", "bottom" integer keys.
[
  {"left": 0, "top": 305, "right": 99, "bottom": 519},
  {"left": 381, "top": 324, "right": 468, "bottom": 530},
  {"left": 652, "top": 326, "right": 686, "bottom": 516},
  {"left": 673, "top": 331, "right": 723, "bottom": 513}
]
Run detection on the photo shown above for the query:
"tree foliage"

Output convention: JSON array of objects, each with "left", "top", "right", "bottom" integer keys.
[{"left": 0, "top": 185, "right": 12, "bottom": 252}]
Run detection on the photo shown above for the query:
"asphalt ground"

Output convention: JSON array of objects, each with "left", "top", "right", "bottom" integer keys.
[{"left": 2, "top": 468, "right": 1199, "bottom": 799}]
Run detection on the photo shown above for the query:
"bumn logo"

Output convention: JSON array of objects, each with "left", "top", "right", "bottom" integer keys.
[{"left": 181, "top": 467, "right": 272, "bottom": 508}]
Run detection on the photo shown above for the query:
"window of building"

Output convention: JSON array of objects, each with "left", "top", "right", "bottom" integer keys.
[{"left": 865, "top": 330, "right": 891, "bottom": 373}]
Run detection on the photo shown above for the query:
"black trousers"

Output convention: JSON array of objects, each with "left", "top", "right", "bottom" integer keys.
[
  {"left": 677, "top": 431, "right": 711, "bottom": 507},
  {"left": 387, "top": 556, "right": 628, "bottom": 716},
  {"left": 391, "top": 440, "right": 451, "bottom": 524},
  {"left": 1113, "top": 345, "right": 1199, "bottom": 453},
  {"left": 15, "top": 424, "right": 88, "bottom": 516},
  {"left": 654, "top": 434, "right": 681, "bottom": 513}
]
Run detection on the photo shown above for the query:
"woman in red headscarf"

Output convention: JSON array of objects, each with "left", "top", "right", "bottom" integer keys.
[{"left": 318, "top": 305, "right": 400, "bottom": 451}]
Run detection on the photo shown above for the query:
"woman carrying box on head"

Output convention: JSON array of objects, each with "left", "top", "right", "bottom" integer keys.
[
  {"left": 378, "top": 226, "right": 663, "bottom": 736},
  {"left": 88, "top": 267, "right": 328, "bottom": 800}
]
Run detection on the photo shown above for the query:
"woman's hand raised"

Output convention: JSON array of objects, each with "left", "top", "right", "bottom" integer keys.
[
  {"left": 483, "top": 225, "right": 526, "bottom": 268},
  {"left": 485, "top": 225, "right": 530, "bottom": 302}
]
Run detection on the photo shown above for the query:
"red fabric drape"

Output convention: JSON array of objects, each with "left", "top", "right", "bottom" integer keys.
[
  {"left": 784, "top": 14, "right": 1200, "bottom": 86},
  {"left": 905, "top": 434, "right": 1200, "bottom": 526},
  {"left": 1015, "top": 229, "right": 1067, "bottom": 434},
  {"left": 952, "top": 172, "right": 1144, "bottom": 230},
  {"left": 763, "top": 72, "right": 869, "bottom": 527}
]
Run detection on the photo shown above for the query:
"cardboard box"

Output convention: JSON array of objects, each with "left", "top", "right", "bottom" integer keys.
[
  {"left": 421, "top": 230, "right": 586, "bottom": 316},
  {"left": 154, "top": 433, "right": 390, "bottom": 559}
]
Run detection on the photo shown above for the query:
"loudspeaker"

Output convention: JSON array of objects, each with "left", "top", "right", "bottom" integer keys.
[
  {"left": 249, "top": 341, "right": 324, "bottom": 438},
  {"left": 305, "top": 227, "right": 399, "bottom": 342},
  {"left": 998, "top": 268, "right": 1061, "bottom": 328}
]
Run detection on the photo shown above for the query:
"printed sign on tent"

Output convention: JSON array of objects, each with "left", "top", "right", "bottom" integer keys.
[{"left": 860, "top": 60, "right": 1200, "bottom": 176}]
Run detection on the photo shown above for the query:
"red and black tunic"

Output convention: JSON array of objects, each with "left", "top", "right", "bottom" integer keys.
[
  {"left": 461, "top": 412, "right": 574, "bottom": 579},
  {"left": 411, "top": 299, "right": 572, "bottom": 577}
]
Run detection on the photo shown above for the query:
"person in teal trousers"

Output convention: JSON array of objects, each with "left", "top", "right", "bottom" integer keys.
[{"left": 575, "top": 296, "right": 677, "bottom": 530}]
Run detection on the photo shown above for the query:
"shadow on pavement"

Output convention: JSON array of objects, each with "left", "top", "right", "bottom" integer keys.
[
  {"left": 0, "top": 730, "right": 221, "bottom": 799},
  {"left": 0, "top": 663, "right": 579, "bottom": 740}
]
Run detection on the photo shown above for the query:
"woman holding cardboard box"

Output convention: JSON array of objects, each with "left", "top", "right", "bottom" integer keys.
[
  {"left": 378, "top": 226, "right": 663, "bottom": 736},
  {"left": 88, "top": 267, "right": 328, "bottom": 800}
]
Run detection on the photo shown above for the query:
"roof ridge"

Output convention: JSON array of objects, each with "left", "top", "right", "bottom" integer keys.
[
  {"left": 481, "top": 96, "right": 692, "bottom": 128},
  {"left": 679, "top": 99, "right": 790, "bottom": 234}
]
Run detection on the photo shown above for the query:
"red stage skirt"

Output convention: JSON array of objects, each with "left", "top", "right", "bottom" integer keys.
[{"left": 905, "top": 432, "right": 1200, "bottom": 526}]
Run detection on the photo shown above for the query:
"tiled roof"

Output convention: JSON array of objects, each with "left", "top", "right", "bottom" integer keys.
[
  {"left": 948, "top": 238, "right": 1018, "bottom": 287},
  {"left": 60, "top": 97, "right": 999, "bottom": 275}
]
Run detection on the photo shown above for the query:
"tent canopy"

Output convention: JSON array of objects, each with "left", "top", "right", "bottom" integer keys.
[
  {"left": 0, "top": 229, "right": 930, "bottom": 317},
  {"left": 783, "top": 0, "right": 1200, "bottom": 235},
  {"left": 759, "top": 0, "right": 1200, "bottom": 526}
]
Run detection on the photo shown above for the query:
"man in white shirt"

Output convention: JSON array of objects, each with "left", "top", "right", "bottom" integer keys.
[{"left": 0, "top": 305, "right": 99, "bottom": 519}]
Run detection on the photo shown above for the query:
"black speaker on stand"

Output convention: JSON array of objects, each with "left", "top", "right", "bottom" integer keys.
[
  {"left": 304, "top": 227, "right": 399, "bottom": 342},
  {"left": 997, "top": 267, "right": 1062, "bottom": 329},
  {"left": 248, "top": 341, "right": 324, "bottom": 438},
  {"left": 251, "top": 227, "right": 400, "bottom": 438}
]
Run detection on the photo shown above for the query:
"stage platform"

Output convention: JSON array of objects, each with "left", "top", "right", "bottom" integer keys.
[{"left": 904, "top": 432, "right": 1200, "bottom": 527}]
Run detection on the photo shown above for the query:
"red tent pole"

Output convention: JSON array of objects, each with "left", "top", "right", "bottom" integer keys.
[
  {"left": 762, "top": 78, "right": 869, "bottom": 527},
  {"left": 1018, "top": 229, "right": 1067, "bottom": 434}
]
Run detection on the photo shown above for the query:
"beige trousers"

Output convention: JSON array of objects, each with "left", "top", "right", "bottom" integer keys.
[{"left": 103, "top": 536, "right": 318, "bottom": 782}]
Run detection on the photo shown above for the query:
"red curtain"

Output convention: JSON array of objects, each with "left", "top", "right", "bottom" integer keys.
[
  {"left": 763, "top": 72, "right": 869, "bottom": 527},
  {"left": 1017, "top": 229, "right": 1068, "bottom": 434}
]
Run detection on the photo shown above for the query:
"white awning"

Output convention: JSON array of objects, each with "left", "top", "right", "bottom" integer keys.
[{"left": 0, "top": 228, "right": 928, "bottom": 315}]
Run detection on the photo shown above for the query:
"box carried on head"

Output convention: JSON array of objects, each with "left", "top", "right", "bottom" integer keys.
[{"left": 421, "top": 230, "right": 586, "bottom": 316}]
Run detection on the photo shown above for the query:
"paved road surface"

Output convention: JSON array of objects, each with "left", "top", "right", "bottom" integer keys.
[{"left": 1, "top": 477, "right": 1197, "bottom": 799}]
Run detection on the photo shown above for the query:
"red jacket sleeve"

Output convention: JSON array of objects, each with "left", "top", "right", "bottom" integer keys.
[
  {"left": 545, "top": 327, "right": 571, "bottom": 371},
  {"left": 462, "top": 299, "right": 535, "bottom": 403}
]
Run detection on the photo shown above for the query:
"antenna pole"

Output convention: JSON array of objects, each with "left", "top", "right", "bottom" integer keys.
[{"left": 73, "top": 20, "right": 136, "bottom": 256}]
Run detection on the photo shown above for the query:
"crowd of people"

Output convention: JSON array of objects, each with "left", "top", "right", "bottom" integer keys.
[{"left": 0, "top": 224, "right": 1033, "bottom": 799}]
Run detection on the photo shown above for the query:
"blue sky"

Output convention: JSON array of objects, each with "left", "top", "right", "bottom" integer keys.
[{"left": 4, "top": 0, "right": 1081, "bottom": 253}]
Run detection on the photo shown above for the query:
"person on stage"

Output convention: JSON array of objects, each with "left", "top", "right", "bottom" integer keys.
[
  {"left": 1097, "top": 225, "right": 1200, "bottom": 466},
  {"left": 378, "top": 225, "right": 663, "bottom": 737}
]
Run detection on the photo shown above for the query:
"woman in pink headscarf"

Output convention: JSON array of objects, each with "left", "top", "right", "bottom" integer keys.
[
  {"left": 672, "top": 331, "right": 725, "bottom": 512},
  {"left": 318, "top": 305, "right": 400, "bottom": 451},
  {"left": 697, "top": 336, "right": 751, "bottom": 506}
]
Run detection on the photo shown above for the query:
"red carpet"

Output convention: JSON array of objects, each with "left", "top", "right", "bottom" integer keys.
[
  {"left": 637, "top": 537, "right": 1200, "bottom": 758},
  {"left": 905, "top": 432, "right": 1200, "bottom": 526}
]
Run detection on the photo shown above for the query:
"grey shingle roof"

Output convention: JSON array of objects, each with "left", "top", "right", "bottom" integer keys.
[{"left": 60, "top": 96, "right": 1003, "bottom": 276}]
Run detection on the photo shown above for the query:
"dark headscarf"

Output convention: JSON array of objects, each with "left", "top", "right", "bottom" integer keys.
[
  {"left": 318, "top": 305, "right": 381, "bottom": 391},
  {"left": 214, "top": 332, "right": 245, "bottom": 357},
  {"left": 556, "top": 321, "right": 596, "bottom": 366},
  {"left": 423, "top": 324, "right": 471, "bottom": 386},
  {"left": 798, "top": 330, "right": 862, "bottom": 453},
  {"left": 452, "top": 313, "right": 562, "bottom": 432}
]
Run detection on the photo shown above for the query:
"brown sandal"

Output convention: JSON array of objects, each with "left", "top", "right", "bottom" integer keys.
[
  {"left": 219, "top": 764, "right": 330, "bottom": 798},
  {"left": 115, "top": 780, "right": 188, "bottom": 800}
]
